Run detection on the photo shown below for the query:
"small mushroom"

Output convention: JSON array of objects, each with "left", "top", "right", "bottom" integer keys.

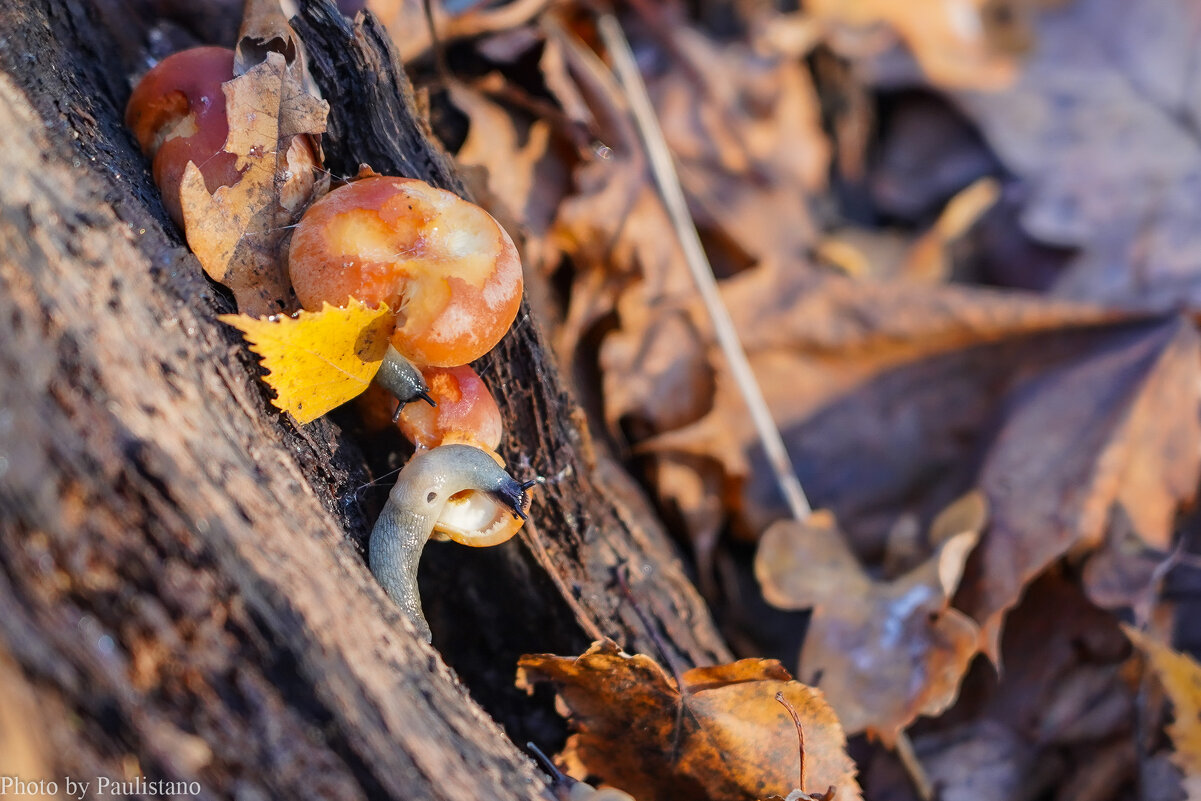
[
  {"left": 395, "top": 364, "right": 502, "bottom": 450},
  {"left": 125, "top": 47, "right": 243, "bottom": 227},
  {"left": 370, "top": 443, "right": 532, "bottom": 640}
]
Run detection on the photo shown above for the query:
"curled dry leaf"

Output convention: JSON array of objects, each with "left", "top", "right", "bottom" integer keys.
[
  {"left": 180, "top": 50, "right": 328, "bottom": 317},
  {"left": 220, "top": 299, "right": 393, "bottom": 424},
  {"left": 448, "top": 82, "right": 554, "bottom": 231},
  {"left": 236, "top": 0, "right": 319, "bottom": 98},
  {"left": 1124, "top": 626, "right": 1201, "bottom": 798},
  {"left": 517, "top": 640, "right": 861, "bottom": 801},
  {"left": 858, "top": 572, "right": 1137, "bottom": 801},
  {"left": 644, "top": 22, "right": 828, "bottom": 266},
  {"left": 755, "top": 493, "right": 986, "bottom": 744}
]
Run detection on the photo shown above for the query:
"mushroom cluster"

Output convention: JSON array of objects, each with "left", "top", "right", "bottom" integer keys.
[
  {"left": 288, "top": 176, "right": 531, "bottom": 639},
  {"left": 127, "top": 49, "right": 533, "bottom": 641}
]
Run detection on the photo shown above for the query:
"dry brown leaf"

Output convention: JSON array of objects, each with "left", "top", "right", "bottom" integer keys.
[
  {"left": 601, "top": 295, "right": 714, "bottom": 439},
  {"left": 808, "top": 0, "right": 1017, "bottom": 89},
  {"left": 517, "top": 640, "right": 861, "bottom": 801},
  {"left": 606, "top": 261, "right": 1199, "bottom": 669},
  {"left": 180, "top": 51, "right": 327, "bottom": 317},
  {"left": 949, "top": 0, "right": 1201, "bottom": 308},
  {"left": 543, "top": 13, "right": 827, "bottom": 367},
  {"left": 448, "top": 82, "right": 554, "bottom": 228},
  {"left": 646, "top": 24, "right": 828, "bottom": 266},
  {"left": 956, "top": 316, "right": 1201, "bottom": 656},
  {"left": 538, "top": 21, "right": 693, "bottom": 365},
  {"left": 633, "top": 267, "right": 1118, "bottom": 544},
  {"left": 236, "top": 0, "right": 316, "bottom": 95},
  {"left": 755, "top": 495, "right": 985, "bottom": 744},
  {"left": 859, "top": 572, "right": 1136, "bottom": 801},
  {"left": 1125, "top": 626, "right": 1201, "bottom": 797}
]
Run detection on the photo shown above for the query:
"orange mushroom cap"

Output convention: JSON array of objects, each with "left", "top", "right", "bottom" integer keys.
[
  {"left": 397, "top": 365, "right": 503, "bottom": 451},
  {"left": 287, "top": 176, "right": 523, "bottom": 368}
]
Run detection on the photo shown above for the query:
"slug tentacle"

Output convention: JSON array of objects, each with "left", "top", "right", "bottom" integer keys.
[{"left": 368, "top": 444, "right": 531, "bottom": 641}]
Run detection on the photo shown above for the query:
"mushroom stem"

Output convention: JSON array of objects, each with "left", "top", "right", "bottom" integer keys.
[
  {"left": 375, "top": 344, "right": 436, "bottom": 419},
  {"left": 368, "top": 444, "right": 529, "bottom": 641}
]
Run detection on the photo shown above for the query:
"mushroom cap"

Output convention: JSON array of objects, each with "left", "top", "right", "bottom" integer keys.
[
  {"left": 398, "top": 364, "right": 503, "bottom": 451},
  {"left": 433, "top": 486, "right": 529, "bottom": 547},
  {"left": 125, "top": 47, "right": 241, "bottom": 226},
  {"left": 288, "top": 176, "right": 523, "bottom": 367}
]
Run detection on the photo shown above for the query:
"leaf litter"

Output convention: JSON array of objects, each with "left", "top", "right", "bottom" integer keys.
[{"left": 337, "top": 0, "right": 1201, "bottom": 797}]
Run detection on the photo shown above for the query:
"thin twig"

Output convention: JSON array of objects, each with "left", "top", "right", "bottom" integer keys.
[
  {"left": 894, "top": 731, "right": 934, "bottom": 801},
  {"left": 422, "top": 0, "right": 452, "bottom": 86},
  {"left": 594, "top": 13, "right": 811, "bottom": 521}
]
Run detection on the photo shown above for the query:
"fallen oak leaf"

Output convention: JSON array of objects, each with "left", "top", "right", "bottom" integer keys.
[
  {"left": 181, "top": 50, "right": 327, "bottom": 317},
  {"left": 517, "top": 639, "right": 860, "bottom": 801},
  {"left": 220, "top": 299, "right": 393, "bottom": 424},
  {"left": 755, "top": 494, "right": 986, "bottom": 745}
]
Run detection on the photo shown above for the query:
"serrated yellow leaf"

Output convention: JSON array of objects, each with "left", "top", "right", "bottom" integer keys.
[{"left": 220, "top": 300, "right": 393, "bottom": 424}]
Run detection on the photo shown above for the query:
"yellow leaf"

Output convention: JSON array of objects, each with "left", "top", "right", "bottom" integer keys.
[
  {"left": 1125, "top": 626, "right": 1201, "bottom": 795},
  {"left": 220, "top": 300, "right": 393, "bottom": 424}
]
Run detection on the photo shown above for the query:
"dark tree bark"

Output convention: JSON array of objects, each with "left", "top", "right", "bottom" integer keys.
[{"left": 0, "top": 1, "right": 730, "bottom": 798}]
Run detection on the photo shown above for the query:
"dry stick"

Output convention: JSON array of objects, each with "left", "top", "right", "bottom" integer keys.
[
  {"left": 422, "top": 0, "right": 452, "bottom": 86},
  {"left": 594, "top": 13, "right": 811, "bottom": 522},
  {"left": 598, "top": 14, "right": 936, "bottom": 801},
  {"left": 893, "top": 732, "right": 934, "bottom": 801}
]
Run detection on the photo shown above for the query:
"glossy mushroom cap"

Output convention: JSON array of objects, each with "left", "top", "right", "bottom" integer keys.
[
  {"left": 125, "top": 47, "right": 242, "bottom": 227},
  {"left": 287, "top": 176, "right": 523, "bottom": 367},
  {"left": 397, "top": 365, "right": 503, "bottom": 451}
]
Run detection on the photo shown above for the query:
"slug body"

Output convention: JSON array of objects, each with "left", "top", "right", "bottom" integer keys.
[{"left": 369, "top": 444, "right": 529, "bottom": 640}]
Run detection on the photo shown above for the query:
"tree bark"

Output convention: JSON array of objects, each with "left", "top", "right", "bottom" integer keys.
[{"left": 0, "top": 1, "right": 729, "bottom": 798}]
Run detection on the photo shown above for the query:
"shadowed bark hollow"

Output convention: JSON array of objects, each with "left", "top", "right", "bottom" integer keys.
[{"left": 0, "top": 0, "right": 730, "bottom": 798}]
